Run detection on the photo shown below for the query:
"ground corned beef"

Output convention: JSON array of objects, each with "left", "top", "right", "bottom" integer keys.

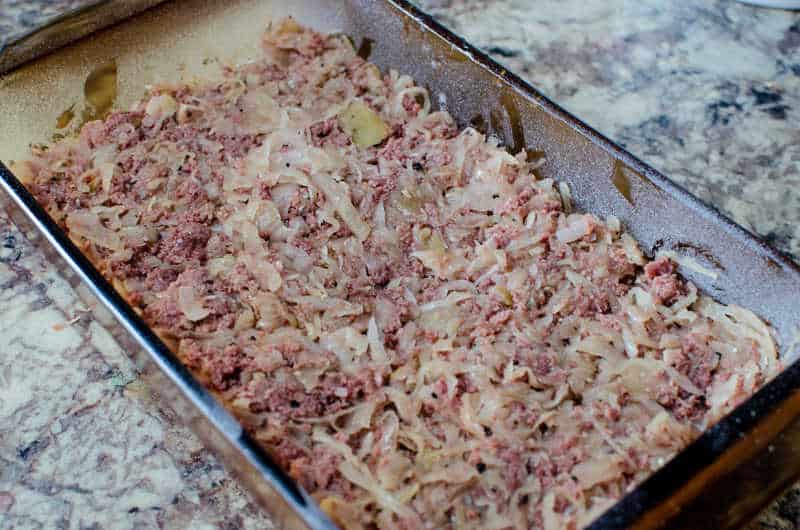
[{"left": 18, "top": 19, "right": 779, "bottom": 530}]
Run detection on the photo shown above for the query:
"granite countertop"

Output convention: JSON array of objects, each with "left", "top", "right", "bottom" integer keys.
[{"left": 0, "top": 0, "right": 798, "bottom": 528}]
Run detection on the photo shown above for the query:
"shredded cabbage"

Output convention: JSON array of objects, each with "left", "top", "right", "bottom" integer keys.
[{"left": 24, "top": 19, "right": 781, "bottom": 530}]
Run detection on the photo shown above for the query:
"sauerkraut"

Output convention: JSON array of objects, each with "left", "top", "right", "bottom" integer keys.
[{"left": 19, "top": 19, "right": 780, "bottom": 530}]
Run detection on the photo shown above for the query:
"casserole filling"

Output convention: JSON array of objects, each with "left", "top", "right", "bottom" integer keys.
[{"left": 17, "top": 20, "right": 779, "bottom": 530}]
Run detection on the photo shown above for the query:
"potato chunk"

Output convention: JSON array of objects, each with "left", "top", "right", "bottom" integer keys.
[{"left": 338, "top": 101, "right": 390, "bottom": 147}]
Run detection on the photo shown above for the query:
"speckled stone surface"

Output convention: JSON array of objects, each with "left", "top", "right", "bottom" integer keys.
[
  {"left": 0, "top": 207, "right": 275, "bottom": 529},
  {"left": 0, "top": 0, "right": 89, "bottom": 42},
  {"left": 0, "top": 0, "right": 798, "bottom": 529}
]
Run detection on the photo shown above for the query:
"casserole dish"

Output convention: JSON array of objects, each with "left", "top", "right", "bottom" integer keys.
[{"left": 1, "top": 1, "right": 799, "bottom": 528}]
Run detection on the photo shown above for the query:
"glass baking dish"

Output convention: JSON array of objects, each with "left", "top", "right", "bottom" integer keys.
[{"left": 1, "top": 1, "right": 799, "bottom": 528}]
